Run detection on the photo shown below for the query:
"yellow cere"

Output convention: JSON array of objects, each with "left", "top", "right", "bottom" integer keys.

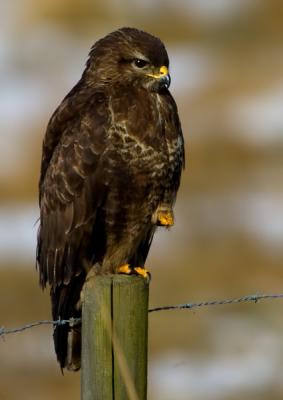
[
  {"left": 146, "top": 65, "right": 169, "bottom": 79},
  {"left": 159, "top": 66, "right": 168, "bottom": 76}
]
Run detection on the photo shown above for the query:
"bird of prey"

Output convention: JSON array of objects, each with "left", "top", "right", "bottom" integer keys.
[{"left": 37, "top": 27, "right": 184, "bottom": 371}]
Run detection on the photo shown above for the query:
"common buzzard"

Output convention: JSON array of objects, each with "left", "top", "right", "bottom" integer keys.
[{"left": 37, "top": 27, "right": 184, "bottom": 370}]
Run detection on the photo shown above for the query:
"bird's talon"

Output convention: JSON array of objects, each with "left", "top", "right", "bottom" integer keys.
[
  {"left": 134, "top": 267, "right": 150, "bottom": 280},
  {"left": 117, "top": 264, "right": 132, "bottom": 274}
]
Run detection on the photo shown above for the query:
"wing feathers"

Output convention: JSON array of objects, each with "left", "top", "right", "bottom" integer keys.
[{"left": 37, "top": 91, "right": 110, "bottom": 289}]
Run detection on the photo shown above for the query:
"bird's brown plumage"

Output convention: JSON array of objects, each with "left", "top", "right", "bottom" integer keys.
[{"left": 37, "top": 27, "right": 184, "bottom": 370}]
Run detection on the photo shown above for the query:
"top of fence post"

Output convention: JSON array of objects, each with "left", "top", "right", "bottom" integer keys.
[{"left": 81, "top": 274, "right": 149, "bottom": 400}]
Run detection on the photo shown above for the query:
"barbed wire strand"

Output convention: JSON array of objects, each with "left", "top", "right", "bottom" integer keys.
[
  {"left": 1, "top": 293, "right": 283, "bottom": 338},
  {"left": 148, "top": 293, "right": 283, "bottom": 312},
  {"left": 0, "top": 318, "right": 81, "bottom": 338}
]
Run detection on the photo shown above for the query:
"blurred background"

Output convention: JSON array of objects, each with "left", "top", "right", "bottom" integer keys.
[{"left": 1, "top": 0, "right": 283, "bottom": 399}]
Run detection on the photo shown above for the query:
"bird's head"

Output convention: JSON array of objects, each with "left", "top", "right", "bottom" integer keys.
[{"left": 84, "top": 27, "right": 171, "bottom": 92}]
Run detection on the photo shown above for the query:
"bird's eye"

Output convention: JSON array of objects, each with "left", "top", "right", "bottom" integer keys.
[{"left": 133, "top": 58, "right": 148, "bottom": 68}]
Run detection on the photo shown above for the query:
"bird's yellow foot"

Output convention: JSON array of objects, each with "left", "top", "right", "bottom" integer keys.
[
  {"left": 157, "top": 210, "right": 174, "bottom": 227},
  {"left": 134, "top": 267, "right": 151, "bottom": 280},
  {"left": 117, "top": 264, "right": 132, "bottom": 274},
  {"left": 118, "top": 264, "right": 151, "bottom": 281}
]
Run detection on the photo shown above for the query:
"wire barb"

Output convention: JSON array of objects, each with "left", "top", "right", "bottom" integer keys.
[{"left": 1, "top": 293, "right": 283, "bottom": 337}]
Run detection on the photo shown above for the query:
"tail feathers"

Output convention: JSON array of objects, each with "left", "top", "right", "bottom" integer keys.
[
  {"left": 53, "top": 320, "right": 81, "bottom": 371},
  {"left": 66, "top": 323, "right": 81, "bottom": 371},
  {"left": 51, "top": 273, "right": 85, "bottom": 371},
  {"left": 53, "top": 321, "right": 68, "bottom": 370}
]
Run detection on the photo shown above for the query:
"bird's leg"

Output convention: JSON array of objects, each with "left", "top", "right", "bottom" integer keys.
[
  {"left": 152, "top": 205, "right": 174, "bottom": 227},
  {"left": 157, "top": 210, "right": 174, "bottom": 226}
]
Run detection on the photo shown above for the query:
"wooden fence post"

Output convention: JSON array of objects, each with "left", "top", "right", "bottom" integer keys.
[{"left": 81, "top": 274, "right": 149, "bottom": 400}]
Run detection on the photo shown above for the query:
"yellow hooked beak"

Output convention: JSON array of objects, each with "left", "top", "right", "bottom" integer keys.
[{"left": 146, "top": 66, "right": 171, "bottom": 88}]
